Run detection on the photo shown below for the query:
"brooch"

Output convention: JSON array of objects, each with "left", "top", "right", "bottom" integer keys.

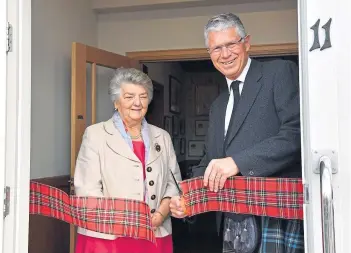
[{"left": 155, "top": 143, "right": 161, "bottom": 152}]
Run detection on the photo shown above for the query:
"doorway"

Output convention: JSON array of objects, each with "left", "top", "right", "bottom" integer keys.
[
  {"left": 142, "top": 54, "right": 299, "bottom": 253},
  {"left": 146, "top": 80, "right": 165, "bottom": 128}
]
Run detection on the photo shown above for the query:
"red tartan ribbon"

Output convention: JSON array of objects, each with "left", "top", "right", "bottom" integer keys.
[
  {"left": 179, "top": 176, "right": 303, "bottom": 220},
  {"left": 29, "top": 176, "right": 303, "bottom": 244},
  {"left": 29, "top": 182, "right": 156, "bottom": 243}
]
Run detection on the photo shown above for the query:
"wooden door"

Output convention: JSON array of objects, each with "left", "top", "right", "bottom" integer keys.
[{"left": 70, "top": 42, "right": 140, "bottom": 253}]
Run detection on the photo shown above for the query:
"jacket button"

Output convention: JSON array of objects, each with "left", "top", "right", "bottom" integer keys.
[
  {"left": 151, "top": 209, "right": 156, "bottom": 213},
  {"left": 147, "top": 167, "right": 152, "bottom": 172},
  {"left": 249, "top": 170, "right": 254, "bottom": 176},
  {"left": 149, "top": 180, "right": 154, "bottom": 186},
  {"left": 151, "top": 195, "right": 156, "bottom": 200}
]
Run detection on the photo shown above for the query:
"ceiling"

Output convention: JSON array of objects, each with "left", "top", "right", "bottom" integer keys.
[{"left": 92, "top": 0, "right": 286, "bottom": 13}]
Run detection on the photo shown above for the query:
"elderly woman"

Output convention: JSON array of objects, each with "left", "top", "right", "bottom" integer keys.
[{"left": 74, "top": 67, "right": 181, "bottom": 253}]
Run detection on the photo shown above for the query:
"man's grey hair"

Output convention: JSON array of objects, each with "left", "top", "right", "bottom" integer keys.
[
  {"left": 109, "top": 67, "right": 153, "bottom": 104},
  {"left": 204, "top": 13, "right": 247, "bottom": 47}
]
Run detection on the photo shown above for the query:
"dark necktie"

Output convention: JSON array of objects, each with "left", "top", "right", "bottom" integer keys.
[
  {"left": 231, "top": 80, "right": 241, "bottom": 115},
  {"left": 224, "top": 80, "right": 241, "bottom": 144}
]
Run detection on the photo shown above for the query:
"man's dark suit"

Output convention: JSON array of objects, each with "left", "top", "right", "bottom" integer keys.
[{"left": 192, "top": 58, "right": 302, "bottom": 231}]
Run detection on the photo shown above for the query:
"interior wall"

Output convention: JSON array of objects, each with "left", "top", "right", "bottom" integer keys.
[
  {"left": 31, "top": 0, "right": 97, "bottom": 179},
  {"left": 97, "top": 6, "right": 297, "bottom": 54}
]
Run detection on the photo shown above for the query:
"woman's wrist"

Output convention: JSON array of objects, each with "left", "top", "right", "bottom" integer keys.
[{"left": 155, "top": 210, "right": 166, "bottom": 220}]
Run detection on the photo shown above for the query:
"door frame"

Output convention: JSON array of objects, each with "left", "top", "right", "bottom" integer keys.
[
  {"left": 0, "top": 0, "right": 8, "bottom": 250},
  {"left": 2, "top": 0, "right": 31, "bottom": 253},
  {"left": 126, "top": 42, "right": 298, "bottom": 61}
]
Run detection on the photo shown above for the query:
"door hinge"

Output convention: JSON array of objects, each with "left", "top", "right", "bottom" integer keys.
[
  {"left": 3, "top": 186, "right": 10, "bottom": 218},
  {"left": 6, "top": 22, "right": 12, "bottom": 53},
  {"left": 303, "top": 183, "right": 309, "bottom": 204}
]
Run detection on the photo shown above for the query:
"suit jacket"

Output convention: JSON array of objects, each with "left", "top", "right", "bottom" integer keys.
[
  {"left": 74, "top": 118, "right": 182, "bottom": 240},
  {"left": 192, "top": 59, "right": 302, "bottom": 231}
]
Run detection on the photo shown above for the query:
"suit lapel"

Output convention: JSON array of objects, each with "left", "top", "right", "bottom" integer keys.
[
  {"left": 215, "top": 91, "right": 229, "bottom": 155},
  {"left": 225, "top": 60, "right": 263, "bottom": 148},
  {"left": 104, "top": 119, "right": 139, "bottom": 162}
]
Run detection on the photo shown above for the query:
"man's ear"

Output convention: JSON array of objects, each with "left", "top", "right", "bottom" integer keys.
[{"left": 244, "top": 35, "right": 251, "bottom": 52}]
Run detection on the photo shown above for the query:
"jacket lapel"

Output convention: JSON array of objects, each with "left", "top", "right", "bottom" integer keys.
[
  {"left": 103, "top": 119, "right": 139, "bottom": 162},
  {"left": 215, "top": 91, "right": 229, "bottom": 155},
  {"left": 146, "top": 127, "right": 163, "bottom": 166},
  {"left": 225, "top": 60, "right": 263, "bottom": 148}
]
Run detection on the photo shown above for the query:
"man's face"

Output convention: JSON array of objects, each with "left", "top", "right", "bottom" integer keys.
[{"left": 207, "top": 27, "right": 250, "bottom": 80}]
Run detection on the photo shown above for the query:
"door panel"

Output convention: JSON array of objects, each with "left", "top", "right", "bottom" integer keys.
[
  {"left": 70, "top": 42, "right": 139, "bottom": 253},
  {"left": 96, "top": 65, "right": 116, "bottom": 122},
  {"left": 299, "top": 0, "right": 351, "bottom": 252}
]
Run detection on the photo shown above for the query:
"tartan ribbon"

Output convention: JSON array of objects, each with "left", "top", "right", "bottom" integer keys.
[
  {"left": 179, "top": 176, "right": 303, "bottom": 220},
  {"left": 29, "top": 176, "right": 303, "bottom": 244},
  {"left": 29, "top": 182, "right": 156, "bottom": 243}
]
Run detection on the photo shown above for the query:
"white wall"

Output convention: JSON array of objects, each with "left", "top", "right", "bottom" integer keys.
[
  {"left": 97, "top": 3, "right": 297, "bottom": 54},
  {"left": 31, "top": 0, "right": 97, "bottom": 179}
]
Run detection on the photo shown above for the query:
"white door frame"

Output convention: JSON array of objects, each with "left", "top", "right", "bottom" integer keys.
[
  {"left": 299, "top": 0, "right": 351, "bottom": 252},
  {"left": 0, "top": 0, "right": 8, "bottom": 250},
  {"left": 2, "top": 0, "right": 31, "bottom": 253}
]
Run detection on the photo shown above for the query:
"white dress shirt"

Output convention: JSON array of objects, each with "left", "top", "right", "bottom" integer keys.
[{"left": 224, "top": 58, "right": 252, "bottom": 136}]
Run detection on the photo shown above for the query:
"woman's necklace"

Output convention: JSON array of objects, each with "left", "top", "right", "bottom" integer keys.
[
  {"left": 123, "top": 121, "right": 142, "bottom": 140},
  {"left": 129, "top": 132, "right": 142, "bottom": 140}
]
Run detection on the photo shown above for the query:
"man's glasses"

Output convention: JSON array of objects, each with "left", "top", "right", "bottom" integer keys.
[{"left": 207, "top": 37, "right": 246, "bottom": 55}]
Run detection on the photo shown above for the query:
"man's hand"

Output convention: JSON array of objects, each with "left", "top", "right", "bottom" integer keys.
[
  {"left": 203, "top": 157, "right": 239, "bottom": 192},
  {"left": 169, "top": 196, "right": 187, "bottom": 218}
]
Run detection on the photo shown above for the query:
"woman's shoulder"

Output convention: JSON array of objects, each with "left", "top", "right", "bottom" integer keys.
[
  {"left": 84, "top": 118, "right": 114, "bottom": 138},
  {"left": 148, "top": 124, "right": 171, "bottom": 140}
]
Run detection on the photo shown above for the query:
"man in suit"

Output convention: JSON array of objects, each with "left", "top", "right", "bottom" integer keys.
[{"left": 170, "top": 13, "right": 304, "bottom": 253}]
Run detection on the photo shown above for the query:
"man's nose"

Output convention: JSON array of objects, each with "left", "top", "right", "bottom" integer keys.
[{"left": 221, "top": 46, "right": 231, "bottom": 58}]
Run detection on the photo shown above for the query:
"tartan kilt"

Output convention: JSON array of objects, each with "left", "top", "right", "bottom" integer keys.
[{"left": 256, "top": 216, "right": 304, "bottom": 253}]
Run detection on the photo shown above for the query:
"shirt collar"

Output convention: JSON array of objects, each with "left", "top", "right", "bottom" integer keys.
[{"left": 225, "top": 57, "right": 252, "bottom": 91}]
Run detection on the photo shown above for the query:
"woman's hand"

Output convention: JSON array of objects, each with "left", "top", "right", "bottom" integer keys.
[
  {"left": 151, "top": 211, "right": 165, "bottom": 230},
  {"left": 169, "top": 196, "right": 187, "bottom": 218}
]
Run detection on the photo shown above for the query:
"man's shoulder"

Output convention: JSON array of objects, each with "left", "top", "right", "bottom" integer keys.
[{"left": 259, "top": 59, "right": 297, "bottom": 73}]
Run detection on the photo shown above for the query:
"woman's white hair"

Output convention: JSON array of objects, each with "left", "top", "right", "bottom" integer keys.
[{"left": 108, "top": 67, "right": 153, "bottom": 104}]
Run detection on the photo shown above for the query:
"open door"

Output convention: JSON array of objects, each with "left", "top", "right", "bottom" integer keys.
[{"left": 70, "top": 42, "right": 140, "bottom": 253}]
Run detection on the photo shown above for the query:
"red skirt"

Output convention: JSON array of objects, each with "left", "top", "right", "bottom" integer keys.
[{"left": 75, "top": 234, "right": 173, "bottom": 253}]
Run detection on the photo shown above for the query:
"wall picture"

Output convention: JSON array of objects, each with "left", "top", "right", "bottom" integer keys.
[
  {"left": 195, "top": 120, "right": 208, "bottom": 136},
  {"left": 164, "top": 116, "right": 172, "bottom": 135},
  {"left": 172, "top": 115, "right": 180, "bottom": 136},
  {"left": 188, "top": 140, "right": 205, "bottom": 157},
  {"left": 180, "top": 138, "right": 186, "bottom": 155},
  {"left": 180, "top": 118, "right": 185, "bottom": 135},
  {"left": 169, "top": 75, "right": 181, "bottom": 114}
]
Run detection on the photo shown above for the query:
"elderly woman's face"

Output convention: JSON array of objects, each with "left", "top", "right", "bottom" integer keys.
[{"left": 115, "top": 83, "right": 149, "bottom": 123}]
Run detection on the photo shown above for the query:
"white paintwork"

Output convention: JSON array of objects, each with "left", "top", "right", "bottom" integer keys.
[
  {"left": 0, "top": 0, "right": 8, "bottom": 250},
  {"left": 2, "top": 0, "right": 31, "bottom": 253},
  {"left": 298, "top": 0, "right": 351, "bottom": 252}
]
